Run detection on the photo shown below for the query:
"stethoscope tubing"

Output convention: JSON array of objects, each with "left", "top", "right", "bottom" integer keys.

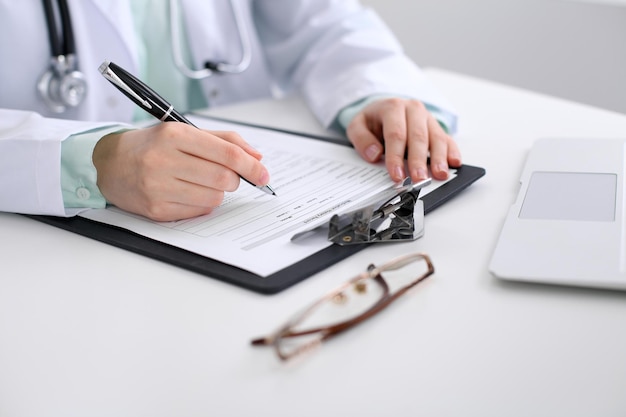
[
  {"left": 42, "top": 0, "right": 75, "bottom": 58},
  {"left": 168, "top": 0, "right": 252, "bottom": 79}
]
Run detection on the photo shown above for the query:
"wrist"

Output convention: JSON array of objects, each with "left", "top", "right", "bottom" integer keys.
[{"left": 61, "top": 126, "right": 126, "bottom": 209}]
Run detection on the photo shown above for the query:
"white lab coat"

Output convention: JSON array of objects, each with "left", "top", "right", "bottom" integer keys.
[{"left": 0, "top": 0, "right": 456, "bottom": 216}]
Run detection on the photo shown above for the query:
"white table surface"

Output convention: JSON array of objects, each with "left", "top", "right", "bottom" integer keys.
[{"left": 1, "top": 69, "right": 626, "bottom": 417}]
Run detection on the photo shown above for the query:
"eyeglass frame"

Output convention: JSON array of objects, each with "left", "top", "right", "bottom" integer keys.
[{"left": 251, "top": 252, "right": 434, "bottom": 361}]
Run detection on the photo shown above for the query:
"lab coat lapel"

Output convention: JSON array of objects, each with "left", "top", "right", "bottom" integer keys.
[{"left": 88, "top": 0, "right": 139, "bottom": 70}]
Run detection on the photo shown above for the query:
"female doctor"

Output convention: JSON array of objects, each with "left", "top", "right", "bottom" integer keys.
[{"left": 0, "top": 0, "right": 461, "bottom": 221}]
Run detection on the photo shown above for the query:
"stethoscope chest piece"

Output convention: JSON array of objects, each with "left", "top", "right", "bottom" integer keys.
[
  {"left": 39, "top": 0, "right": 87, "bottom": 113},
  {"left": 38, "top": 54, "right": 87, "bottom": 113}
]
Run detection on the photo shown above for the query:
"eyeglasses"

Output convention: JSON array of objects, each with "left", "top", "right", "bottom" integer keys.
[{"left": 251, "top": 252, "right": 434, "bottom": 361}]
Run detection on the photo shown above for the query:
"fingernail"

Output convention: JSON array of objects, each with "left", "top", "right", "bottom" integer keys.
[
  {"left": 259, "top": 168, "right": 270, "bottom": 185},
  {"left": 416, "top": 168, "right": 428, "bottom": 180},
  {"left": 409, "top": 168, "right": 427, "bottom": 182},
  {"left": 394, "top": 166, "right": 405, "bottom": 181},
  {"left": 435, "top": 163, "right": 448, "bottom": 178},
  {"left": 365, "top": 144, "right": 381, "bottom": 161}
]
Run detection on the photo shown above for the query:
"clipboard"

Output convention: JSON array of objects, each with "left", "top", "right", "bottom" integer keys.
[{"left": 26, "top": 118, "right": 485, "bottom": 294}]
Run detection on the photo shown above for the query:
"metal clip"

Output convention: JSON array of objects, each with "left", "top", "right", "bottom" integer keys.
[
  {"left": 290, "top": 178, "right": 431, "bottom": 245},
  {"left": 327, "top": 178, "right": 429, "bottom": 245}
]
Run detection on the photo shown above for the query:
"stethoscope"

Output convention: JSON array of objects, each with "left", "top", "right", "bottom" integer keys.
[
  {"left": 38, "top": 0, "right": 87, "bottom": 113},
  {"left": 38, "top": 0, "right": 252, "bottom": 113},
  {"left": 169, "top": 0, "right": 252, "bottom": 79}
]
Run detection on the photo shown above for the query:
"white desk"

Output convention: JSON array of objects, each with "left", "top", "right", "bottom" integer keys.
[{"left": 1, "top": 69, "right": 626, "bottom": 417}]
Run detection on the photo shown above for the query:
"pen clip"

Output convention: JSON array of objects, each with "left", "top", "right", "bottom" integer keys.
[{"left": 98, "top": 61, "right": 152, "bottom": 110}]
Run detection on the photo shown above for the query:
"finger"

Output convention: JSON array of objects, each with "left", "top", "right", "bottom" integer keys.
[
  {"left": 346, "top": 113, "right": 384, "bottom": 163},
  {"left": 425, "top": 115, "right": 451, "bottom": 180},
  {"left": 149, "top": 203, "right": 215, "bottom": 222},
  {"left": 160, "top": 177, "right": 227, "bottom": 209},
  {"left": 405, "top": 101, "right": 431, "bottom": 182},
  {"left": 116, "top": 128, "right": 241, "bottom": 193},
  {"left": 177, "top": 128, "right": 271, "bottom": 187},
  {"left": 141, "top": 198, "right": 218, "bottom": 222},
  {"left": 113, "top": 166, "right": 227, "bottom": 221},
  {"left": 165, "top": 150, "right": 241, "bottom": 192},
  {"left": 447, "top": 136, "right": 462, "bottom": 168},
  {"left": 215, "top": 139, "right": 271, "bottom": 186},
  {"left": 379, "top": 101, "right": 409, "bottom": 182},
  {"left": 208, "top": 130, "right": 263, "bottom": 160},
  {"left": 109, "top": 175, "right": 224, "bottom": 222}
]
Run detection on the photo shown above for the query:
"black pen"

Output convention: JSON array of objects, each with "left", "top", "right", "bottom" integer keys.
[{"left": 98, "top": 60, "right": 276, "bottom": 196}]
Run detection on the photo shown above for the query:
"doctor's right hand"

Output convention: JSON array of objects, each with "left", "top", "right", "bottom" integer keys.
[{"left": 92, "top": 122, "right": 270, "bottom": 222}]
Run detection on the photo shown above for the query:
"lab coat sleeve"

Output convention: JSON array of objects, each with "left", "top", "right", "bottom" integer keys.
[
  {"left": 252, "top": 0, "right": 457, "bottom": 133},
  {"left": 0, "top": 109, "right": 119, "bottom": 216}
]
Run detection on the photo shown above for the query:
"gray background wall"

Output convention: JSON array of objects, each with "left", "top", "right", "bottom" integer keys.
[{"left": 361, "top": 0, "right": 626, "bottom": 115}]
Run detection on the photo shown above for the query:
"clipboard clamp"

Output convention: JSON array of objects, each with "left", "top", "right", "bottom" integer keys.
[{"left": 328, "top": 178, "right": 430, "bottom": 246}]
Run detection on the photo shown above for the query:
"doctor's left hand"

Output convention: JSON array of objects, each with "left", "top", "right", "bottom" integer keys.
[
  {"left": 346, "top": 98, "right": 462, "bottom": 184},
  {"left": 92, "top": 123, "right": 270, "bottom": 222}
]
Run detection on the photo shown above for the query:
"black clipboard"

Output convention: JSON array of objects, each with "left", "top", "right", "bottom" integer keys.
[{"left": 27, "top": 118, "right": 485, "bottom": 294}]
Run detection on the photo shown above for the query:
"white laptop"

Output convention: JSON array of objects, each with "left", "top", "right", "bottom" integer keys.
[{"left": 489, "top": 138, "right": 626, "bottom": 291}]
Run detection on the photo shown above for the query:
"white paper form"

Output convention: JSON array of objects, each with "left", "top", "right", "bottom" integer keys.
[{"left": 81, "top": 116, "right": 399, "bottom": 276}]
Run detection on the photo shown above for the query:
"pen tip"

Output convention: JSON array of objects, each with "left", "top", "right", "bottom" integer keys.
[{"left": 264, "top": 184, "right": 277, "bottom": 196}]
